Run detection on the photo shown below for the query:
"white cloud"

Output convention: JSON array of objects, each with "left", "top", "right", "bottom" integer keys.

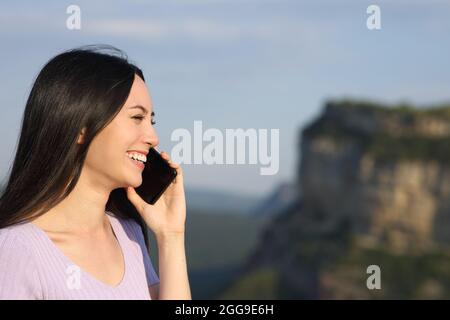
[
  {"left": 84, "top": 16, "right": 331, "bottom": 47},
  {"left": 85, "top": 17, "right": 273, "bottom": 42},
  {"left": 87, "top": 19, "right": 168, "bottom": 39}
]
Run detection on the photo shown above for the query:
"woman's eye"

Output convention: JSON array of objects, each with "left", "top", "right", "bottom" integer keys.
[{"left": 133, "top": 115, "right": 156, "bottom": 125}]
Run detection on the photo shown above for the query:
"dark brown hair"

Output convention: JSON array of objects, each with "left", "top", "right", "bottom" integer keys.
[{"left": 0, "top": 45, "right": 151, "bottom": 248}]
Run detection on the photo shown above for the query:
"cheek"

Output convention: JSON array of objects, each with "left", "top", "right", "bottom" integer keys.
[
  {"left": 85, "top": 139, "right": 124, "bottom": 170},
  {"left": 90, "top": 121, "right": 140, "bottom": 165},
  {"left": 90, "top": 151, "right": 129, "bottom": 177}
]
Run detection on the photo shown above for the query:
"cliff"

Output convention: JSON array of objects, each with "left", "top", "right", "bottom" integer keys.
[
  {"left": 300, "top": 100, "right": 450, "bottom": 252},
  {"left": 219, "top": 99, "right": 450, "bottom": 299}
]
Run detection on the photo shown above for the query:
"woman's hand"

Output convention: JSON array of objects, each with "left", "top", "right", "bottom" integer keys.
[{"left": 125, "top": 151, "right": 186, "bottom": 238}]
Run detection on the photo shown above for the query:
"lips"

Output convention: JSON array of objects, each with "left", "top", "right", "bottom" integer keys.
[
  {"left": 125, "top": 150, "right": 147, "bottom": 164},
  {"left": 126, "top": 150, "right": 149, "bottom": 156},
  {"left": 127, "top": 155, "right": 145, "bottom": 169}
]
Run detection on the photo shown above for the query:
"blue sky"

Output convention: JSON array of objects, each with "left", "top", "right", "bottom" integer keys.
[{"left": 0, "top": 0, "right": 449, "bottom": 197}]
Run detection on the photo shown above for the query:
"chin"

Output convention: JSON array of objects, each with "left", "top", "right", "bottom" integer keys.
[{"left": 128, "top": 176, "right": 143, "bottom": 188}]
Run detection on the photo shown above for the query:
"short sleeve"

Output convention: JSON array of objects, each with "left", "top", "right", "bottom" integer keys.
[
  {"left": 0, "top": 228, "right": 43, "bottom": 299},
  {"left": 128, "top": 220, "right": 160, "bottom": 287}
]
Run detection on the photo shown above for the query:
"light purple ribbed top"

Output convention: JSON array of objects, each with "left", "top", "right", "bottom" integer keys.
[{"left": 0, "top": 211, "right": 160, "bottom": 300}]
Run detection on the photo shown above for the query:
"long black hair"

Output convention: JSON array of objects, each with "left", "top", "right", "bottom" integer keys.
[{"left": 0, "top": 45, "right": 151, "bottom": 248}]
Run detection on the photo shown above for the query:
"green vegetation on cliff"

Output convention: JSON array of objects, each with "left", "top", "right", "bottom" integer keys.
[
  {"left": 218, "top": 239, "right": 450, "bottom": 299},
  {"left": 303, "top": 100, "right": 450, "bottom": 163},
  {"left": 326, "top": 99, "right": 450, "bottom": 119}
]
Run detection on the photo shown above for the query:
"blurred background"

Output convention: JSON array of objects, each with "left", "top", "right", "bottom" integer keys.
[{"left": 1, "top": 0, "right": 450, "bottom": 299}]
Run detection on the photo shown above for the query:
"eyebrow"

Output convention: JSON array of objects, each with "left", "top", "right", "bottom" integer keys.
[{"left": 129, "top": 105, "right": 154, "bottom": 115}]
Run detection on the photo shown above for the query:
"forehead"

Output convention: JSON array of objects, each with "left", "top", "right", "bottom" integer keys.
[{"left": 123, "top": 74, "right": 153, "bottom": 113}]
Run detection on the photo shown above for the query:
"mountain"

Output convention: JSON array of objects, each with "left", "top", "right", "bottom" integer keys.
[
  {"left": 248, "top": 182, "right": 300, "bottom": 218},
  {"left": 185, "top": 187, "right": 261, "bottom": 214},
  {"left": 218, "top": 99, "right": 450, "bottom": 299},
  {"left": 147, "top": 209, "right": 267, "bottom": 299}
]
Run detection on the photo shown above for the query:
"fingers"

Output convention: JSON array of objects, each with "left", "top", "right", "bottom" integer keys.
[
  {"left": 125, "top": 186, "right": 146, "bottom": 214},
  {"left": 160, "top": 151, "right": 170, "bottom": 162},
  {"left": 160, "top": 151, "right": 177, "bottom": 168}
]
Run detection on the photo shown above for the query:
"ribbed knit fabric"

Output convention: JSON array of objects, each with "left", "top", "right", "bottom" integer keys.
[{"left": 0, "top": 211, "right": 159, "bottom": 300}]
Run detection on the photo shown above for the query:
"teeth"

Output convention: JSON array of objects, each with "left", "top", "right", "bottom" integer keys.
[{"left": 126, "top": 152, "right": 146, "bottom": 163}]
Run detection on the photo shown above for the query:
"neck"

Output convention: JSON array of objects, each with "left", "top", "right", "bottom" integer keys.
[{"left": 33, "top": 169, "right": 115, "bottom": 235}]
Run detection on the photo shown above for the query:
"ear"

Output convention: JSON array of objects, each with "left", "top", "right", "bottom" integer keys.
[{"left": 77, "top": 127, "right": 86, "bottom": 144}]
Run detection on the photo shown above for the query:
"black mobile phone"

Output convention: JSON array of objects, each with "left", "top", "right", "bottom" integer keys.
[{"left": 135, "top": 148, "right": 178, "bottom": 205}]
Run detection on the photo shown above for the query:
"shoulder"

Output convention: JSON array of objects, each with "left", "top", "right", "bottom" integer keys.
[
  {"left": 0, "top": 223, "right": 42, "bottom": 299},
  {"left": 0, "top": 222, "right": 39, "bottom": 267},
  {"left": 0, "top": 222, "right": 33, "bottom": 251}
]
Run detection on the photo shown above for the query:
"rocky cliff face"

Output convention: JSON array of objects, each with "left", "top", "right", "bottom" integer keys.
[
  {"left": 300, "top": 100, "right": 450, "bottom": 252},
  {"left": 221, "top": 100, "right": 450, "bottom": 299}
]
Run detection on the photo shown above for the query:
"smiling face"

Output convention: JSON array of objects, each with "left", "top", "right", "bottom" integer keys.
[{"left": 81, "top": 74, "right": 159, "bottom": 189}]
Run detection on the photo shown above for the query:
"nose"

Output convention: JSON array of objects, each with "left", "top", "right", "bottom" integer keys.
[{"left": 145, "top": 125, "right": 159, "bottom": 149}]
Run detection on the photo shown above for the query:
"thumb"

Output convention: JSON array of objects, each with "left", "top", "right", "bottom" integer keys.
[{"left": 125, "top": 186, "right": 145, "bottom": 214}]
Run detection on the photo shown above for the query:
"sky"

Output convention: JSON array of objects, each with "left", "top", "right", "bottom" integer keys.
[{"left": 0, "top": 0, "right": 449, "bottom": 198}]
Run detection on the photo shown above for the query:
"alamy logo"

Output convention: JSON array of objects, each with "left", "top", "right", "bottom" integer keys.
[
  {"left": 170, "top": 121, "right": 279, "bottom": 175},
  {"left": 366, "top": 265, "right": 381, "bottom": 290},
  {"left": 66, "top": 5, "right": 81, "bottom": 30},
  {"left": 66, "top": 265, "right": 82, "bottom": 290},
  {"left": 366, "top": 5, "right": 381, "bottom": 30}
]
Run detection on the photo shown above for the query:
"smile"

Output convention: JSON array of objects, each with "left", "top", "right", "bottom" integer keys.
[{"left": 126, "top": 153, "right": 146, "bottom": 170}]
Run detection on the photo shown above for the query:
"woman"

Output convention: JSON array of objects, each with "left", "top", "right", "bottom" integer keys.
[{"left": 0, "top": 45, "right": 191, "bottom": 300}]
